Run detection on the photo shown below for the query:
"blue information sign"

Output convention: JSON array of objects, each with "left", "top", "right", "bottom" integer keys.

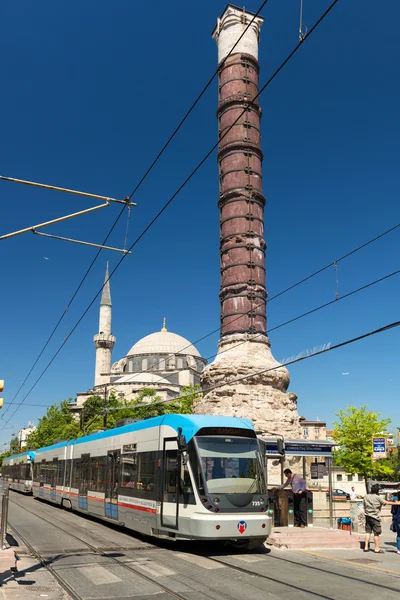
[{"left": 373, "top": 437, "right": 386, "bottom": 459}]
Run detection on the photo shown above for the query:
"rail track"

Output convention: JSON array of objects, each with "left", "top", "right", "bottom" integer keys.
[
  {"left": 8, "top": 494, "right": 400, "bottom": 600},
  {"left": 8, "top": 496, "right": 233, "bottom": 600}
]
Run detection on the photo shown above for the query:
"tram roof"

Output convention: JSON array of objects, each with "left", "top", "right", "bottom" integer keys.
[
  {"left": 2, "top": 450, "right": 35, "bottom": 462},
  {"left": 34, "top": 414, "right": 254, "bottom": 453}
]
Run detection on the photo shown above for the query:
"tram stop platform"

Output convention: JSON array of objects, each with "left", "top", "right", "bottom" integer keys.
[{"left": 267, "top": 526, "right": 361, "bottom": 550}]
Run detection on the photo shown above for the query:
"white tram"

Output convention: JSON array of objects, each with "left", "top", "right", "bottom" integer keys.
[
  {"left": 2, "top": 451, "right": 35, "bottom": 493},
  {"left": 32, "top": 414, "right": 271, "bottom": 545}
]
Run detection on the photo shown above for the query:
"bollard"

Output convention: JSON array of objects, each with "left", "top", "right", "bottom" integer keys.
[
  {"left": 0, "top": 481, "right": 9, "bottom": 550},
  {"left": 287, "top": 494, "right": 295, "bottom": 527},
  {"left": 306, "top": 490, "right": 314, "bottom": 527}
]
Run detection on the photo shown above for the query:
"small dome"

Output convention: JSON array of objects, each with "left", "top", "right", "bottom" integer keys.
[
  {"left": 127, "top": 330, "right": 201, "bottom": 358},
  {"left": 114, "top": 372, "right": 173, "bottom": 385}
]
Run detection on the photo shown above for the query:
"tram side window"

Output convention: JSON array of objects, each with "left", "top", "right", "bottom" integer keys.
[
  {"left": 72, "top": 459, "right": 81, "bottom": 488},
  {"left": 21, "top": 463, "right": 31, "bottom": 481},
  {"left": 120, "top": 453, "right": 137, "bottom": 492},
  {"left": 164, "top": 450, "right": 177, "bottom": 496},
  {"left": 136, "top": 452, "right": 156, "bottom": 498},
  {"left": 89, "top": 456, "right": 106, "bottom": 492},
  {"left": 65, "top": 459, "right": 72, "bottom": 487},
  {"left": 51, "top": 458, "right": 58, "bottom": 487},
  {"left": 39, "top": 461, "right": 46, "bottom": 484},
  {"left": 57, "top": 461, "right": 65, "bottom": 487},
  {"left": 164, "top": 451, "right": 193, "bottom": 499}
]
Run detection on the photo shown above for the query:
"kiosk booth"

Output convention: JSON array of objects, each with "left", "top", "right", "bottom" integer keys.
[{"left": 260, "top": 438, "right": 337, "bottom": 528}]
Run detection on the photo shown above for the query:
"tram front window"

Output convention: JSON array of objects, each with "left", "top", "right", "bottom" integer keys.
[{"left": 196, "top": 436, "right": 265, "bottom": 494}]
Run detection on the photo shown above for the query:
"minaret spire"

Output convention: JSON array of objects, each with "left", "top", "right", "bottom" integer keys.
[
  {"left": 100, "top": 261, "right": 112, "bottom": 307},
  {"left": 93, "top": 263, "right": 116, "bottom": 386}
]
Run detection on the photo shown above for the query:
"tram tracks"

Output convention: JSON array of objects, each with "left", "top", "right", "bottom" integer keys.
[
  {"left": 8, "top": 495, "right": 400, "bottom": 600},
  {"left": 198, "top": 553, "right": 400, "bottom": 597},
  {"left": 7, "top": 498, "right": 233, "bottom": 600}
]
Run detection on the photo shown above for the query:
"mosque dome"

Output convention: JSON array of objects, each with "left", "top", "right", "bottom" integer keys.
[{"left": 127, "top": 321, "right": 201, "bottom": 358}]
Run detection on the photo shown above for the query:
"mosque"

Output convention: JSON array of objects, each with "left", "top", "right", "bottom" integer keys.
[{"left": 73, "top": 265, "right": 207, "bottom": 413}]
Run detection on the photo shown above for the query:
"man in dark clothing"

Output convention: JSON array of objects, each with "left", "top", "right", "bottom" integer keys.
[
  {"left": 391, "top": 483, "right": 400, "bottom": 555},
  {"left": 276, "top": 468, "right": 307, "bottom": 528}
]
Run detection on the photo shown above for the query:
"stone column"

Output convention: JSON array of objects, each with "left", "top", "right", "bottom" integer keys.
[{"left": 195, "top": 5, "right": 301, "bottom": 440}]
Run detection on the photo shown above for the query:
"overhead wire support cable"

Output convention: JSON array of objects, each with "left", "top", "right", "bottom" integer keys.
[
  {"left": 98, "top": 265, "right": 400, "bottom": 390},
  {"left": 96, "top": 319, "right": 400, "bottom": 413},
  {"left": 0, "top": 201, "right": 110, "bottom": 241},
  {"left": 0, "top": 175, "right": 136, "bottom": 206},
  {"left": 33, "top": 231, "right": 132, "bottom": 254},
  {"left": 0, "top": 204, "right": 128, "bottom": 422},
  {"left": 126, "top": 0, "right": 270, "bottom": 201},
  {"left": 0, "top": 0, "right": 341, "bottom": 430},
  {"left": 0, "top": 0, "right": 269, "bottom": 422}
]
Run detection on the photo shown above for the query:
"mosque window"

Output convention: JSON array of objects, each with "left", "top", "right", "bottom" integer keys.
[
  {"left": 142, "top": 358, "right": 148, "bottom": 371},
  {"left": 177, "top": 358, "right": 183, "bottom": 369},
  {"left": 159, "top": 358, "right": 166, "bottom": 370}
]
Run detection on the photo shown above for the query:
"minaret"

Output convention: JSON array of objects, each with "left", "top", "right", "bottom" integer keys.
[
  {"left": 93, "top": 263, "right": 116, "bottom": 387},
  {"left": 195, "top": 5, "right": 301, "bottom": 439}
]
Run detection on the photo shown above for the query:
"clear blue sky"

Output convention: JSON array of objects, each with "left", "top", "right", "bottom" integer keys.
[{"left": 1, "top": 0, "right": 399, "bottom": 446}]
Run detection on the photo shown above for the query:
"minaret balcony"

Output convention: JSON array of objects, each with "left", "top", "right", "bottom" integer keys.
[{"left": 94, "top": 333, "right": 116, "bottom": 349}]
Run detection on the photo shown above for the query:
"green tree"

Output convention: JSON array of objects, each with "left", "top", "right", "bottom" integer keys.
[
  {"left": 24, "top": 385, "right": 203, "bottom": 450},
  {"left": 81, "top": 385, "right": 201, "bottom": 433},
  {"left": 333, "top": 405, "right": 394, "bottom": 491},
  {"left": 9, "top": 437, "right": 20, "bottom": 455},
  {"left": 25, "top": 399, "right": 80, "bottom": 450},
  {"left": 166, "top": 384, "right": 202, "bottom": 414},
  {"left": 0, "top": 451, "right": 11, "bottom": 467}
]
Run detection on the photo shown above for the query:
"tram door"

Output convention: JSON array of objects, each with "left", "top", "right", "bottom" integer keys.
[
  {"left": 105, "top": 450, "right": 120, "bottom": 519},
  {"left": 79, "top": 454, "right": 90, "bottom": 510},
  {"left": 50, "top": 457, "right": 58, "bottom": 501},
  {"left": 160, "top": 439, "right": 179, "bottom": 530}
]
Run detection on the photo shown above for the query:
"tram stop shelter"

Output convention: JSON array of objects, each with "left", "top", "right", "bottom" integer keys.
[{"left": 260, "top": 438, "right": 337, "bottom": 528}]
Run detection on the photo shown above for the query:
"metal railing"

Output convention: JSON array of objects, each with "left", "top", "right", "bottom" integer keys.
[{"left": 0, "top": 480, "right": 9, "bottom": 549}]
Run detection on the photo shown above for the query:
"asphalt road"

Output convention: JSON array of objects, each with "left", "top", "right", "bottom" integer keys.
[{"left": 6, "top": 493, "right": 400, "bottom": 600}]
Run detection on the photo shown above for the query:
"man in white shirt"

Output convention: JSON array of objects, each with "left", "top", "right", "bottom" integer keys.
[{"left": 350, "top": 487, "right": 357, "bottom": 500}]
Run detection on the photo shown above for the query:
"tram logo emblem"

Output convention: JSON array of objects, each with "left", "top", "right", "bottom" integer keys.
[{"left": 237, "top": 520, "right": 247, "bottom": 534}]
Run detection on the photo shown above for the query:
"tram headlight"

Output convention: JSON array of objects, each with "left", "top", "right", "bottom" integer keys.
[{"left": 214, "top": 497, "right": 220, "bottom": 504}]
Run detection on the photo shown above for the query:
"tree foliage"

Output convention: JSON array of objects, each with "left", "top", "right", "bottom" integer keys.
[
  {"left": 25, "top": 399, "right": 81, "bottom": 450},
  {"left": 81, "top": 384, "right": 201, "bottom": 433},
  {"left": 24, "top": 385, "right": 202, "bottom": 449},
  {"left": 9, "top": 437, "right": 20, "bottom": 455},
  {"left": 332, "top": 405, "right": 394, "bottom": 490}
]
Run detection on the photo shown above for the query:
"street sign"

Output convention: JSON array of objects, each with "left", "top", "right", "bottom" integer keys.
[{"left": 372, "top": 437, "right": 387, "bottom": 459}]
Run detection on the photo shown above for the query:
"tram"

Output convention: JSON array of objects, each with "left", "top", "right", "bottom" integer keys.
[
  {"left": 2, "top": 451, "right": 35, "bottom": 493},
  {"left": 31, "top": 414, "right": 271, "bottom": 545}
]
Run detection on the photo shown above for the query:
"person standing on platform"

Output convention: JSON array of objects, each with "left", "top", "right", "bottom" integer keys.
[
  {"left": 363, "top": 484, "right": 400, "bottom": 553},
  {"left": 350, "top": 486, "right": 358, "bottom": 500},
  {"left": 276, "top": 468, "right": 307, "bottom": 528},
  {"left": 391, "top": 483, "right": 400, "bottom": 555}
]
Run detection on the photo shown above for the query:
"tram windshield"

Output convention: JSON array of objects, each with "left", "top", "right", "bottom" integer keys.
[{"left": 196, "top": 436, "right": 265, "bottom": 494}]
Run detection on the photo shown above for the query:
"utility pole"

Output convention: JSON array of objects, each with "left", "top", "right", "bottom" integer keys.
[{"left": 103, "top": 384, "right": 108, "bottom": 430}]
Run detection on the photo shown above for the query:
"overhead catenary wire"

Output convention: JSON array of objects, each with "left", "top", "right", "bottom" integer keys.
[
  {"left": 125, "top": 0, "right": 270, "bottom": 201},
  {"left": 0, "top": 205, "right": 128, "bottom": 423},
  {"left": 0, "top": 0, "right": 341, "bottom": 432},
  {"left": 0, "top": 0, "right": 269, "bottom": 421},
  {"left": 41, "top": 319, "right": 400, "bottom": 414},
  {"left": 97, "top": 263, "right": 400, "bottom": 396},
  {"left": 7, "top": 265, "right": 400, "bottom": 410}
]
